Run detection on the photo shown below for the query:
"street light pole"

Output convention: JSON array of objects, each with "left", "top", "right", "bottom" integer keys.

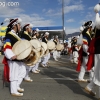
[{"left": 62, "top": 0, "right": 64, "bottom": 43}]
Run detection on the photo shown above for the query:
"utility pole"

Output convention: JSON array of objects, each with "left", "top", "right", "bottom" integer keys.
[{"left": 62, "top": 0, "right": 64, "bottom": 43}]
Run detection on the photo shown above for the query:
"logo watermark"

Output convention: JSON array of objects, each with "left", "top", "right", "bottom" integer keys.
[{"left": 0, "top": 2, "right": 19, "bottom": 7}]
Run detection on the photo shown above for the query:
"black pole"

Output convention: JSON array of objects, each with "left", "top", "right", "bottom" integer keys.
[{"left": 62, "top": 0, "right": 64, "bottom": 43}]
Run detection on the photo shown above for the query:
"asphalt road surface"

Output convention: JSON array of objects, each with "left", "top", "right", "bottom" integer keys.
[{"left": 0, "top": 55, "right": 99, "bottom": 100}]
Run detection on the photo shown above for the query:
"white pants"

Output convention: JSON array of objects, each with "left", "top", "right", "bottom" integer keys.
[
  {"left": 86, "top": 54, "right": 100, "bottom": 98},
  {"left": 53, "top": 51, "right": 58, "bottom": 60},
  {"left": 32, "top": 58, "right": 41, "bottom": 72},
  {"left": 24, "top": 66, "right": 32, "bottom": 80},
  {"left": 78, "top": 56, "right": 94, "bottom": 80},
  {"left": 89, "top": 67, "right": 94, "bottom": 81},
  {"left": 57, "top": 51, "right": 61, "bottom": 58},
  {"left": 42, "top": 53, "right": 50, "bottom": 65},
  {"left": 47, "top": 53, "right": 50, "bottom": 61},
  {"left": 53, "top": 51, "right": 61, "bottom": 59},
  {"left": 86, "top": 80, "right": 100, "bottom": 98},
  {"left": 86, "top": 79, "right": 95, "bottom": 91},
  {"left": 73, "top": 51, "right": 78, "bottom": 63},
  {"left": 93, "top": 54, "right": 100, "bottom": 86},
  {"left": 32, "top": 63, "right": 39, "bottom": 72},
  {"left": 73, "top": 57, "right": 78, "bottom": 63},
  {"left": 8, "top": 61, "right": 26, "bottom": 94}
]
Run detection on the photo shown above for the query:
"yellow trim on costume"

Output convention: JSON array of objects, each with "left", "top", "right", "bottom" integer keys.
[
  {"left": 4, "top": 42, "right": 11, "bottom": 48},
  {"left": 24, "top": 31, "right": 32, "bottom": 39},
  {"left": 86, "top": 31, "right": 91, "bottom": 39},
  {"left": 8, "top": 32, "right": 21, "bottom": 40}
]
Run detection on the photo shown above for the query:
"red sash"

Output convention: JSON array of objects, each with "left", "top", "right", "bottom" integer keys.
[
  {"left": 86, "top": 54, "right": 94, "bottom": 71},
  {"left": 76, "top": 47, "right": 83, "bottom": 72},
  {"left": 2, "top": 57, "right": 10, "bottom": 82},
  {"left": 86, "top": 37, "right": 100, "bottom": 71},
  {"left": 68, "top": 47, "right": 72, "bottom": 53},
  {"left": 88, "top": 38, "right": 95, "bottom": 53}
]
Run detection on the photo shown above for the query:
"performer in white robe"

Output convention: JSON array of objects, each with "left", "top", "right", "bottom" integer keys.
[
  {"left": 85, "top": 5, "right": 100, "bottom": 98},
  {"left": 67, "top": 38, "right": 73, "bottom": 62},
  {"left": 77, "top": 21, "right": 93, "bottom": 82},
  {"left": 31, "top": 29, "right": 41, "bottom": 73},
  {"left": 53, "top": 35, "right": 59, "bottom": 61},
  {"left": 41, "top": 32, "right": 50, "bottom": 67},
  {"left": 72, "top": 38, "right": 79, "bottom": 64},
  {"left": 3, "top": 18, "right": 26, "bottom": 96},
  {"left": 21, "top": 23, "right": 33, "bottom": 82}
]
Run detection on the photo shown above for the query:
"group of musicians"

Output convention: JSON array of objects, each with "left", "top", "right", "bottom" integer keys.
[
  {"left": 2, "top": 3, "right": 100, "bottom": 99},
  {"left": 67, "top": 3, "right": 100, "bottom": 99},
  {"left": 1, "top": 17, "right": 62, "bottom": 97}
]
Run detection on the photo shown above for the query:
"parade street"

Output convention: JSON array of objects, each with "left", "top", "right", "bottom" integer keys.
[{"left": 0, "top": 55, "right": 98, "bottom": 100}]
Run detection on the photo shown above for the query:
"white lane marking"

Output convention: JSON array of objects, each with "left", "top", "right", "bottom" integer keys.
[
  {"left": 60, "top": 58, "right": 70, "bottom": 60},
  {"left": 41, "top": 77, "right": 90, "bottom": 81},
  {"left": 41, "top": 77, "right": 77, "bottom": 80},
  {"left": 51, "top": 60, "right": 70, "bottom": 64}
]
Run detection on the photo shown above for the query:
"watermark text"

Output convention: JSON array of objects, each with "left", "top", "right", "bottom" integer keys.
[{"left": 0, "top": 2, "right": 19, "bottom": 7}]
